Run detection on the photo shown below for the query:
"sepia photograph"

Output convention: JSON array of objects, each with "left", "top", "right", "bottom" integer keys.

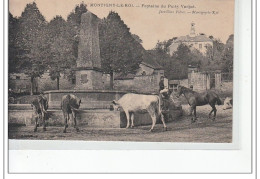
[{"left": 8, "top": 0, "right": 235, "bottom": 144}]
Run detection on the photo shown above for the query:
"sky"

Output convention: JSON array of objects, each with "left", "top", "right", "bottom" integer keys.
[{"left": 9, "top": 0, "right": 235, "bottom": 50}]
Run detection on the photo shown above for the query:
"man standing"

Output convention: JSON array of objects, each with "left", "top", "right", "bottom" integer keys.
[
  {"left": 159, "top": 76, "right": 165, "bottom": 92},
  {"left": 159, "top": 76, "right": 167, "bottom": 110}
]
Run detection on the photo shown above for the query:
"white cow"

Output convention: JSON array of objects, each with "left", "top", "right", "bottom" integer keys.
[
  {"left": 223, "top": 97, "right": 233, "bottom": 110},
  {"left": 112, "top": 93, "right": 167, "bottom": 132}
]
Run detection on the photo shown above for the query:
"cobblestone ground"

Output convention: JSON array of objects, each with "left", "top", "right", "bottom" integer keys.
[{"left": 8, "top": 105, "right": 232, "bottom": 143}]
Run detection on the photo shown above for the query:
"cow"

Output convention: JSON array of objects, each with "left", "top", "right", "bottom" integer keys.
[
  {"left": 31, "top": 94, "right": 48, "bottom": 132},
  {"left": 223, "top": 97, "right": 233, "bottom": 110},
  {"left": 112, "top": 93, "right": 167, "bottom": 132},
  {"left": 61, "top": 94, "right": 81, "bottom": 133}
]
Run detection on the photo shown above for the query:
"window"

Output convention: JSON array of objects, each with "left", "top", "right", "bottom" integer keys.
[
  {"left": 141, "top": 71, "right": 146, "bottom": 75},
  {"left": 16, "top": 76, "right": 20, "bottom": 79},
  {"left": 199, "top": 44, "right": 202, "bottom": 49}
]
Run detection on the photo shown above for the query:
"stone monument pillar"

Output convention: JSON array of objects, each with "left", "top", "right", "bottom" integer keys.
[{"left": 75, "top": 11, "right": 104, "bottom": 90}]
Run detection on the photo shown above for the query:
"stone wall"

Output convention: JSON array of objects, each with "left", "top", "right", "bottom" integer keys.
[
  {"left": 9, "top": 72, "right": 76, "bottom": 93},
  {"left": 8, "top": 105, "right": 182, "bottom": 128},
  {"left": 102, "top": 73, "right": 111, "bottom": 90},
  {"left": 179, "top": 79, "right": 188, "bottom": 87},
  {"left": 114, "top": 68, "right": 164, "bottom": 93},
  {"left": 188, "top": 71, "right": 232, "bottom": 93},
  {"left": 9, "top": 74, "right": 32, "bottom": 93},
  {"left": 114, "top": 75, "right": 159, "bottom": 93},
  {"left": 188, "top": 72, "right": 210, "bottom": 92},
  {"left": 36, "top": 72, "right": 75, "bottom": 92}
]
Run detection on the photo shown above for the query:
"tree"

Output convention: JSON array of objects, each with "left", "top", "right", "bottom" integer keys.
[
  {"left": 190, "top": 49, "right": 204, "bottom": 67},
  {"left": 66, "top": 3, "right": 88, "bottom": 59},
  {"left": 196, "top": 37, "right": 226, "bottom": 72},
  {"left": 99, "top": 11, "right": 143, "bottom": 89},
  {"left": 9, "top": 12, "right": 19, "bottom": 73},
  {"left": 222, "top": 34, "right": 234, "bottom": 73},
  {"left": 212, "top": 38, "right": 225, "bottom": 61},
  {"left": 152, "top": 42, "right": 197, "bottom": 80},
  {"left": 131, "top": 34, "right": 143, "bottom": 44},
  {"left": 16, "top": 2, "right": 48, "bottom": 95},
  {"left": 46, "top": 16, "right": 76, "bottom": 89}
]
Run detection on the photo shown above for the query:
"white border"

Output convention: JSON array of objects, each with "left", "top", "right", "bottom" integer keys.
[
  {"left": 3, "top": 0, "right": 256, "bottom": 176},
  {"left": 7, "top": 0, "right": 241, "bottom": 150}
]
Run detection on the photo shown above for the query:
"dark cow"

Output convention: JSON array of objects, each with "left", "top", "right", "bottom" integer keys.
[
  {"left": 61, "top": 94, "right": 81, "bottom": 133},
  {"left": 31, "top": 94, "right": 48, "bottom": 132},
  {"left": 176, "top": 85, "right": 222, "bottom": 122},
  {"left": 112, "top": 93, "right": 167, "bottom": 132}
]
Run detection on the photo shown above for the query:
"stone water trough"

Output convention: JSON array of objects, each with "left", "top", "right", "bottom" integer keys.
[{"left": 8, "top": 90, "right": 183, "bottom": 128}]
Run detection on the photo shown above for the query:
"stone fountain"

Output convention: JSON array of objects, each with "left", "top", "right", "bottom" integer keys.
[
  {"left": 45, "top": 11, "right": 127, "bottom": 110},
  {"left": 8, "top": 11, "right": 182, "bottom": 128}
]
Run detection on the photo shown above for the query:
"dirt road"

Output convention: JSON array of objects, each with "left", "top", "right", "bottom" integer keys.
[{"left": 8, "top": 105, "right": 232, "bottom": 143}]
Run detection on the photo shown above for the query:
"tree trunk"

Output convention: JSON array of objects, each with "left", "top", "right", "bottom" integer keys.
[
  {"left": 110, "top": 71, "right": 114, "bottom": 90},
  {"left": 57, "top": 77, "right": 60, "bottom": 90},
  {"left": 30, "top": 77, "right": 34, "bottom": 95}
]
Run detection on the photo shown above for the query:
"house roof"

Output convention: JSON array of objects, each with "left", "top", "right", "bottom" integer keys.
[
  {"left": 174, "top": 34, "right": 212, "bottom": 43},
  {"left": 141, "top": 51, "right": 162, "bottom": 70},
  {"left": 114, "top": 51, "right": 162, "bottom": 80},
  {"left": 114, "top": 73, "right": 135, "bottom": 80}
]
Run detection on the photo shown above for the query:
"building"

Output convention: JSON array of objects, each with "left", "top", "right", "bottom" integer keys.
[
  {"left": 168, "top": 22, "right": 213, "bottom": 56},
  {"left": 114, "top": 54, "right": 166, "bottom": 93},
  {"left": 168, "top": 80, "right": 180, "bottom": 91},
  {"left": 188, "top": 70, "right": 222, "bottom": 92}
]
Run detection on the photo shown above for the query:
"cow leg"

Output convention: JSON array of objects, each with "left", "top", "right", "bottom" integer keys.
[
  {"left": 147, "top": 107, "right": 157, "bottom": 132},
  {"left": 130, "top": 113, "right": 135, "bottom": 128},
  {"left": 209, "top": 104, "right": 217, "bottom": 120},
  {"left": 212, "top": 105, "right": 217, "bottom": 121},
  {"left": 208, "top": 103, "right": 214, "bottom": 118},
  {"left": 208, "top": 108, "right": 214, "bottom": 118},
  {"left": 42, "top": 111, "right": 46, "bottom": 131},
  {"left": 190, "top": 106, "right": 197, "bottom": 123},
  {"left": 125, "top": 111, "right": 130, "bottom": 129},
  {"left": 188, "top": 105, "right": 192, "bottom": 116},
  {"left": 194, "top": 106, "right": 197, "bottom": 121},
  {"left": 160, "top": 113, "right": 167, "bottom": 131},
  {"left": 63, "top": 112, "right": 68, "bottom": 133},
  {"left": 72, "top": 111, "right": 79, "bottom": 132},
  {"left": 33, "top": 113, "right": 39, "bottom": 132},
  {"left": 149, "top": 114, "right": 157, "bottom": 132}
]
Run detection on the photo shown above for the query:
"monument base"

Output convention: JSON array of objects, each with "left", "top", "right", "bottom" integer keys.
[{"left": 75, "top": 68, "right": 104, "bottom": 90}]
